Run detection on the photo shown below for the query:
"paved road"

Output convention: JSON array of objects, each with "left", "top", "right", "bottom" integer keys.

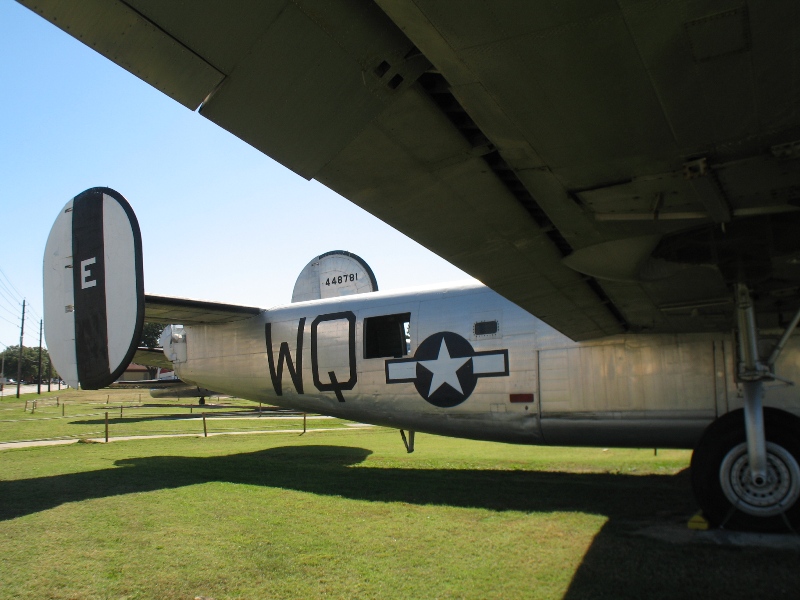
[{"left": 0, "top": 383, "right": 68, "bottom": 397}]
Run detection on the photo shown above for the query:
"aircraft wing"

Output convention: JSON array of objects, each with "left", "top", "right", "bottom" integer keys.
[
  {"left": 132, "top": 347, "right": 173, "bottom": 370},
  {"left": 21, "top": 0, "right": 800, "bottom": 340},
  {"left": 144, "top": 295, "right": 262, "bottom": 325}
]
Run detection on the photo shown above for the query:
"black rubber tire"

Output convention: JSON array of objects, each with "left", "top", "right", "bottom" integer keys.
[{"left": 691, "top": 407, "right": 800, "bottom": 532}]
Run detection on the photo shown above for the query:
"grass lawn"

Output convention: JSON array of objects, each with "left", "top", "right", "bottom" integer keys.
[
  {"left": 0, "top": 392, "right": 798, "bottom": 598},
  {"left": 0, "top": 389, "right": 347, "bottom": 444}
]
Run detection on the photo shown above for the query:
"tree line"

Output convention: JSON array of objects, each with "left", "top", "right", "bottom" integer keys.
[
  {"left": 0, "top": 323, "right": 165, "bottom": 384},
  {"left": 0, "top": 345, "right": 57, "bottom": 383}
]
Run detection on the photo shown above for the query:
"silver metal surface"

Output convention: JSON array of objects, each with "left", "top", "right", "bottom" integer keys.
[
  {"left": 743, "top": 381, "right": 768, "bottom": 486},
  {"left": 736, "top": 283, "right": 761, "bottom": 377},
  {"left": 720, "top": 442, "right": 800, "bottom": 517},
  {"left": 291, "top": 251, "right": 378, "bottom": 303},
  {"left": 24, "top": 0, "right": 800, "bottom": 344},
  {"left": 735, "top": 283, "right": 768, "bottom": 484},
  {"left": 157, "top": 281, "right": 800, "bottom": 449}
]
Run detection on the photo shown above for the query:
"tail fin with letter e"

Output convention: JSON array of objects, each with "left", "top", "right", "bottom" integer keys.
[{"left": 43, "top": 187, "right": 145, "bottom": 389}]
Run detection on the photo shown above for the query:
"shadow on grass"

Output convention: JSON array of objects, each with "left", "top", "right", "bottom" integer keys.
[
  {"left": 562, "top": 518, "right": 800, "bottom": 600},
  {"left": 68, "top": 410, "right": 266, "bottom": 425},
  {"left": 0, "top": 445, "right": 692, "bottom": 521},
  {"left": 2, "top": 445, "right": 798, "bottom": 598}
]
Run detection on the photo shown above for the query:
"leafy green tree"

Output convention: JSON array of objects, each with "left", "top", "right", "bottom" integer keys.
[
  {"left": 138, "top": 322, "right": 165, "bottom": 379},
  {"left": 140, "top": 322, "right": 164, "bottom": 349},
  {"left": 0, "top": 346, "right": 58, "bottom": 383}
]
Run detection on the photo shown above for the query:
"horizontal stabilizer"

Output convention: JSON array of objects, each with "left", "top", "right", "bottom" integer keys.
[
  {"left": 145, "top": 295, "right": 262, "bottom": 325},
  {"left": 132, "top": 347, "right": 174, "bottom": 369}
]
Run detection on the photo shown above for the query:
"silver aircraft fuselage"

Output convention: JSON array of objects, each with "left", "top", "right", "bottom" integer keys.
[{"left": 164, "top": 281, "right": 800, "bottom": 449}]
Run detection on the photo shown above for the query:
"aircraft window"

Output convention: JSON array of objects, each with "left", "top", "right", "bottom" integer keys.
[
  {"left": 474, "top": 320, "right": 498, "bottom": 336},
  {"left": 364, "top": 313, "right": 410, "bottom": 359}
]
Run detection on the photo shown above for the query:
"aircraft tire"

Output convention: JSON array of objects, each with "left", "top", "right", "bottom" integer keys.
[{"left": 691, "top": 408, "right": 800, "bottom": 532}]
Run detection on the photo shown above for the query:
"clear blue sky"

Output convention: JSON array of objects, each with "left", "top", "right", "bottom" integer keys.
[{"left": 0, "top": 1, "right": 470, "bottom": 354}]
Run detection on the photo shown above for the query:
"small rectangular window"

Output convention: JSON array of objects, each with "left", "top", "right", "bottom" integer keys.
[
  {"left": 364, "top": 313, "right": 410, "bottom": 359},
  {"left": 474, "top": 320, "right": 498, "bottom": 336}
]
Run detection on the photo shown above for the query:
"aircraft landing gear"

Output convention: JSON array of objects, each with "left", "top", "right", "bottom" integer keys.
[
  {"left": 691, "top": 283, "right": 800, "bottom": 531},
  {"left": 400, "top": 429, "right": 415, "bottom": 453},
  {"left": 691, "top": 408, "right": 800, "bottom": 531}
]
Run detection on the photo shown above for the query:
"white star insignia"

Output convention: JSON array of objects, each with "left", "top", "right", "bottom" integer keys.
[{"left": 418, "top": 338, "right": 470, "bottom": 397}]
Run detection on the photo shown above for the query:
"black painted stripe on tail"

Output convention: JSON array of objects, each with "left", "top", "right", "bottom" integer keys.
[{"left": 72, "top": 188, "right": 110, "bottom": 389}]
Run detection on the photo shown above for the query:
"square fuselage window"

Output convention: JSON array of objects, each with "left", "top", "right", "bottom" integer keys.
[{"left": 364, "top": 313, "right": 410, "bottom": 358}]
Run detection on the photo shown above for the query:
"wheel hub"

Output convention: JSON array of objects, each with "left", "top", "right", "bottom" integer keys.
[{"left": 720, "top": 442, "right": 800, "bottom": 517}]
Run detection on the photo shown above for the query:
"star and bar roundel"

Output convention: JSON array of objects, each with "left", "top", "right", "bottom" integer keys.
[{"left": 385, "top": 332, "right": 509, "bottom": 408}]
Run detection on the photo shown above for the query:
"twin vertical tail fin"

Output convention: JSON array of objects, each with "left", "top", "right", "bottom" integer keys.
[{"left": 43, "top": 188, "right": 144, "bottom": 389}]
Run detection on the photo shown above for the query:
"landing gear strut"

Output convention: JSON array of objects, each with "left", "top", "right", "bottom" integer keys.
[
  {"left": 691, "top": 283, "right": 800, "bottom": 531},
  {"left": 400, "top": 430, "right": 415, "bottom": 453},
  {"left": 735, "top": 283, "right": 770, "bottom": 486}
]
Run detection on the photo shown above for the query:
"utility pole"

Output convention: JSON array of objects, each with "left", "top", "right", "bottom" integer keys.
[
  {"left": 16, "top": 300, "right": 25, "bottom": 399},
  {"left": 1, "top": 352, "right": 5, "bottom": 394},
  {"left": 37, "top": 319, "right": 43, "bottom": 395}
]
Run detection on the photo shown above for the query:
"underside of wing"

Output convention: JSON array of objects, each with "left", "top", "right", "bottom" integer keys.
[
  {"left": 23, "top": 0, "right": 800, "bottom": 339},
  {"left": 131, "top": 347, "right": 173, "bottom": 369},
  {"left": 144, "top": 295, "right": 262, "bottom": 325}
]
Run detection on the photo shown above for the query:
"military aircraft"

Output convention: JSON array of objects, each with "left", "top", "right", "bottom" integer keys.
[
  {"left": 24, "top": 0, "right": 800, "bottom": 532},
  {"left": 46, "top": 187, "right": 800, "bottom": 533}
]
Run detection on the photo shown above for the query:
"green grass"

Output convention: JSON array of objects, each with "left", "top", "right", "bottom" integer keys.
[
  {"left": 0, "top": 388, "right": 350, "bottom": 443},
  {"left": 1, "top": 423, "right": 798, "bottom": 599}
]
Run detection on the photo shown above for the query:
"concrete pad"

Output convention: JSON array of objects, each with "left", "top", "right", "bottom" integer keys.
[{"left": 636, "top": 523, "right": 800, "bottom": 550}]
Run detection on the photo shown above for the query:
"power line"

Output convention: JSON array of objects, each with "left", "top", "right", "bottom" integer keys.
[
  {"left": 15, "top": 300, "right": 25, "bottom": 397},
  {"left": 0, "top": 314, "right": 19, "bottom": 328},
  {"left": 0, "top": 266, "right": 23, "bottom": 296},
  {"left": 0, "top": 280, "right": 21, "bottom": 303},
  {"left": 0, "top": 280, "right": 22, "bottom": 306},
  {"left": 0, "top": 270, "right": 43, "bottom": 323},
  {"left": 0, "top": 292, "right": 43, "bottom": 320},
  {"left": 19, "top": 296, "right": 42, "bottom": 320},
  {"left": 0, "top": 267, "right": 23, "bottom": 303},
  {"left": 26, "top": 306, "right": 43, "bottom": 323},
  {"left": 0, "top": 271, "right": 46, "bottom": 355},
  {"left": 0, "top": 294, "right": 23, "bottom": 319},
  {"left": 0, "top": 266, "right": 47, "bottom": 341},
  {"left": 0, "top": 303, "right": 19, "bottom": 317},
  {"left": 0, "top": 290, "right": 20, "bottom": 310},
  {"left": 0, "top": 302, "right": 18, "bottom": 319},
  {"left": 0, "top": 287, "right": 20, "bottom": 309},
  {"left": 26, "top": 312, "right": 44, "bottom": 340}
]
